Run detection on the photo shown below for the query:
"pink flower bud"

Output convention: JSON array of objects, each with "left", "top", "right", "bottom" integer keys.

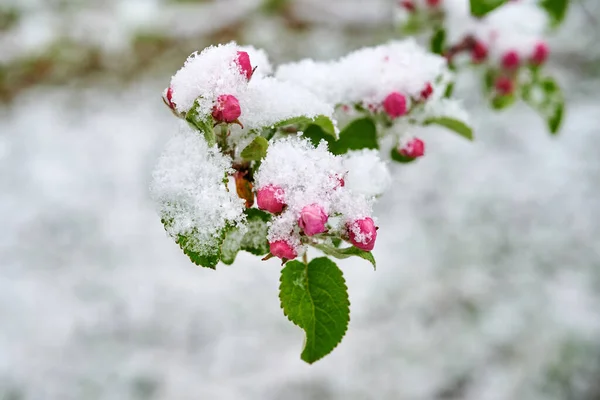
[
  {"left": 256, "top": 185, "right": 285, "bottom": 214},
  {"left": 398, "top": 137, "right": 425, "bottom": 158},
  {"left": 501, "top": 50, "right": 520, "bottom": 70},
  {"left": 420, "top": 82, "right": 434, "bottom": 100},
  {"left": 426, "top": 0, "right": 441, "bottom": 7},
  {"left": 382, "top": 92, "right": 407, "bottom": 119},
  {"left": 347, "top": 217, "right": 377, "bottom": 251},
  {"left": 494, "top": 76, "right": 514, "bottom": 96},
  {"left": 298, "top": 204, "right": 328, "bottom": 236},
  {"left": 212, "top": 94, "right": 241, "bottom": 123},
  {"left": 531, "top": 42, "right": 549, "bottom": 66},
  {"left": 471, "top": 41, "right": 488, "bottom": 63},
  {"left": 163, "top": 87, "right": 176, "bottom": 109},
  {"left": 236, "top": 51, "right": 253, "bottom": 80},
  {"left": 399, "top": 0, "right": 415, "bottom": 12},
  {"left": 270, "top": 240, "right": 297, "bottom": 260}
]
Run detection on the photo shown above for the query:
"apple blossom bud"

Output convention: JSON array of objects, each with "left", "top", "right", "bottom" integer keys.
[
  {"left": 501, "top": 50, "right": 520, "bottom": 70},
  {"left": 420, "top": 82, "right": 434, "bottom": 100},
  {"left": 398, "top": 137, "right": 425, "bottom": 158},
  {"left": 236, "top": 51, "right": 253, "bottom": 80},
  {"left": 400, "top": 0, "right": 415, "bottom": 12},
  {"left": 347, "top": 217, "right": 377, "bottom": 251},
  {"left": 269, "top": 240, "right": 297, "bottom": 260},
  {"left": 471, "top": 41, "right": 488, "bottom": 63},
  {"left": 494, "top": 76, "right": 514, "bottom": 96},
  {"left": 256, "top": 184, "right": 286, "bottom": 214},
  {"left": 531, "top": 42, "right": 549, "bottom": 66},
  {"left": 382, "top": 92, "right": 407, "bottom": 119},
  {"left": 212, "top": 94, "right": 241, "bottom": 123},
  {"left": 163, "top": 87, "right": 176, "bottom": 109},
  {"left": 298, "top": 204, "right": 328, "bottom": 236},
  {"left": 426, "top": 0, "right": 441, "bottom": 7}
]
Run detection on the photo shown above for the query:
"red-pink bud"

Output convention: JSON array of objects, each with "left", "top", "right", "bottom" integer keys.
[
  {"left": 298, "top": 204, "right": 328, "bottom": 236},
  {"left": 347, "top": 217, "right": 377, "bottom": 251},
  {"left": 531, "top": 42, "right": 549, "bottom": 66},
  {"left": 501, "top": 50, "right": 520, "bottom": 70},
  {"left": 164, "top": 87, "right": 176, "bottom": 109},
  {"left": 426, "top": 0, "right": 441, "bottom": 7},
  {"left": 399, "top": 0, "right": 415, "bottom": 12},
  {"left": 420, "top": 82, "right": 434, "bottom": 100},
  {"left": 236, "top": 51, "right": 253, "bottom": 80},
  {"left": 383, "top": 92, "right": 407, "bottom": 119},
  {"left": 256, "top": 185, "right": 285, "bottom": 214},
  {"left": 212, "top": 94, "right": 241, "bottom": 123},
  {"left": 494, "top": 76, "right": 514, "bottom": 96},
  {"left": 398, "top": 137, "right": 425, "bottom": 158},
  {"left": 471, "top": 41, "right": 488, "bottom": 63},
  {"left": 331, "top": 174, "right": 345, "bottom": 190},
  {"left": 270, "top": 240, "right": 297, "bottom": 260}
]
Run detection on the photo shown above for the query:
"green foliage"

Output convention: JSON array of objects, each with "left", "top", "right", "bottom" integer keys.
[
  {"left": 390, "top": 147, "right": 418, "bottom": 164},
  {"left": 241, "top": 136, "right": 269, "bottom": 160},
  {"left": 331, "top": 117, "right": 379, "bottom": 154},
  {"left": 469, "top": 0, "right": 507, "bottom": 17},
  {"left": 423, "top": 117, "right": 474, "bottom": 140},
  {"left": 279, "top": 258, "right": 350, "bottom": 364},
  {"left": 430, "top": 27, "right": 446, "bottom": 55},
  {"left": 185, "top": 99, "right": 216, "bottom": 146},
  {"left": 539, "top": 0, "right": 569, "bottom": 27},
  {"left": 522, "top": 76, "right": 564, "bottom": 134},
  {"left": 491, "top": 94, "right": 516, "bottom": 110},
  {"left": 221, "top": 209, "right": 271, "bottom": 264},
  {"left": 275, "top": 114, "right": 337, "bottom": 138},
  {"left": 313, "top": 243, "right": 376, "bottom": 270}
]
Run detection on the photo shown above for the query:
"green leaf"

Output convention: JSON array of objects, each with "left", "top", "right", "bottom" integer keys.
[
  {"left": 185, "top": 99, "right": 216, "bottom": 147},
  {"left": 539, "top": 0, "right": 568, "bottom": 27},
  {"left": 491, "top": 94, "right": 516, "bottom": 110},
  {"left": 221, "top": 208, "right": 271, "bottom": 265},
  {"left": 443, "top": 82, "right": 455, "bottom": 98},
  {"left": 483, "top": 68, "right": 496, "bottom": 93},
  {"left": 390, "top": 147, "right": 418, "bottom": 164},
  {"left": 176, "top": 233, "right": 220, "bottom": 269},
  {"left": 469, "top": 0, "right": 506, "bottom": 17},
  {"left": 423, "top": 117, "right": 474, "bottom": 140},
  {"left": 279, "top": 258, "right": 350, "bottom": 364},
  {"left": 330, "top": 117, "right": 378, "bottom": 155},
  {"left": 302, "top": 124, "right": 335, "bottom": 149},
  {"left": 313, "top": 244, "right": 376, "bottom": 270},
  {"left": 430, "top": 27, "right": 446, "bottom": 55},
  {"left": 547, "top": 100, "right": 564, "bottom": 135},
  {"left": 241, "top": 136, "right": 269, "bottom": 161},
  {"left": 275, "top": 115, "right": 336, "bottom": 138},
  {"left": 521, "top": 76, "right": 565, "bottom": 135}
]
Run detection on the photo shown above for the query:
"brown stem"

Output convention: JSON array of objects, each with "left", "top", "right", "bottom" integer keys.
[{"left": 443, "top": 34, "right": 477, "bottom": 62}]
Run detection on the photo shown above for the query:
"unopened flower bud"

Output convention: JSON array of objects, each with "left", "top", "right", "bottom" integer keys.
[
  {"left": 236, "top": 51, "right": 253, "bottom": 80},
  {"left": 531, "top": 42, "right": 549, "bottom": 66},
  {"left": 163, "top": 87, "right": 176, "bottom": 109},
  {"left": 400, "top": 0, "right": 415, "bottom": 12},
  {"left": 420, "top": 82, "right": 434, "bottom": 100},
  {"left": 270, "top": 240, "right": 297, "bottom": 260},
  {"left": 471, "top": 41, "right": 488, "bottom": 63},
  {"left": 398, "top": 137, "right": 425, "bottom": 158},
  {"left": 383, "top": 92, "right": 408, "bottom": 119},
  {"left": 501, "top": 50, "right": 520, "bottom": 70},
  {"left": 298, "top": 204, "right": 328, "bottom": 236},
  {"left": 256, "top": 184, "right": 285, "bottom": 214},
  {"left": 494, "top": 76, "right": 514, "bottom": 96},
  {"left": 212, "top": 94, "right": 241, "bottom": 123},
  {"left": 426, "top": 0, "right": 441, "bottom": 7},
  {"left": 347, "top": 217, "right": 377, "bottom": 251}
]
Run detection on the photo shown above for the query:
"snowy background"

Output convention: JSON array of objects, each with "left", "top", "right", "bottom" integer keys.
[{"left": 2, "top": 1, "right": 600, "bottom": 399}]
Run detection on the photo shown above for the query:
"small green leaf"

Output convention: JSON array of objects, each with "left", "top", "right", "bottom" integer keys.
[
  {"left": 491, "top": 94, "right": 516, "bottom": 110},
  {"left": 390, "top": 147, "right": 418, "bottom": 164},
  {"left": 221, "top": 208, "right": 271, "bottom": 265},
  {"left": 469, "top": 0, "right": 506, "bottom": 17},
  {"left": 177, "top": 233, "right": 220, "bottom": 269},
  {"left": 185, "top": 99, "right": 216, "bottom": 147},
  {"left": 241, "top": 137, "right": 269, "bottom": 161},
  {"left": 547, "top": 100, "right": 564, "bottom": 135},
  {"left": 521, "top": 76, "right": 565, "bottom": 135},
  {"left": 430, "top": 27, "right": 446, "bottom": 55},
  {"left": 423, "top": 117, "right": 474, "bottom": 140},
  {"left": 313, "top": 244, "right": 376, "bottom": 270},
  {"left": 302, "top": 124, "right": 335, "bottom": 149},
  {"left": 483, "top": 68, "right": 496, "bottom": 93},
  {"left": 279, "top": 258, "right": 350, "bottom": 364},
  {"left": 444, "top": 82, "right": 455, "bottom": 98},
  {"left": 275, "top": 115, "right": 336, "bottom": 138},
  {"left": 539, "top": 0, "right": 568, "bottom": 27},
  {"left": 331, "top": 117, "right": 378, "bottom": 155}
]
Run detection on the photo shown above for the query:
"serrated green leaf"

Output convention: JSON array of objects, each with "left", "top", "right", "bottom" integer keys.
[
  {"left": 540, "top": 0, "right": 568, "bottom": 27},
  {"left": 241, "top": 136, "right": 269, "bottom": 161},
  {"left": 330, "top": 117, "right": 378, "bottom": 155},
  {"left": 177, "top": 234, "right": 220, "bottom": 269},
  {"left": 423, "top": 117, "right": 474, "bottom": 140},
  {"left": 430, "top": 27, "right": 446, "bottom": 55},
  {"left": 469, "top": 0, "right": 506, "bottom": 17},
  {"left": 221, "top": 208, "right": 271, "bottom": 264},
  {"left": 185, "top": 99, "right": 216, "bottom": 147},
  {"left": 390, "top": 147, "right": 418, "bottom": 164},
  {"left": 313, "top": 244, "right": 376, "bottom": 270},
  {"left": 275, "top": 115, "right": 336, "bottom": 138},
  {"left": 279, "top": 258, "right": 350, "bottom": 364}
]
